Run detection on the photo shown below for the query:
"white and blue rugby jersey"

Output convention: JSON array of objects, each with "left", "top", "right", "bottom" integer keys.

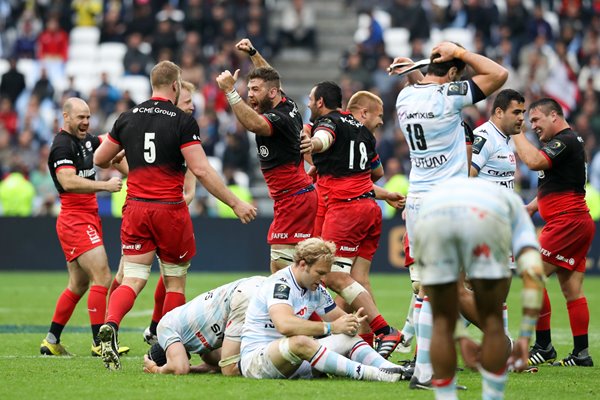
[
  {"left": 241, "top": 266, "right": 336, "bottom": 355},
  {"left": 471, "top": 120, "right": 516, "bottom": 189},
  {"left": 159, "top": 275, "right": 265, "bottom": 355},
  {"left": 396, "top": 80, "right": 477, "bottom": 195},
  {"left": 419, "top": 177, "right": 539, "bottom": 257}
]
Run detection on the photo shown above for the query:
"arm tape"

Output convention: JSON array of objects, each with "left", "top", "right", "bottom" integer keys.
[
  {"left": 218, "top": 354, "right": 241, "bottom": 368},
  {"left": 313, "top": 130, "right": 333, "bottom": 152}
]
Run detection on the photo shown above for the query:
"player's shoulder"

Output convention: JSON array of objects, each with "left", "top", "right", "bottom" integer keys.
[{"left": 473, "top": 121, "right": 492, "bottom": 137}]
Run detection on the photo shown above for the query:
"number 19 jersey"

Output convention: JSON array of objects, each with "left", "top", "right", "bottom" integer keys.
[{"left": 396, "top": 80, "right": 478, "bottom": 195}]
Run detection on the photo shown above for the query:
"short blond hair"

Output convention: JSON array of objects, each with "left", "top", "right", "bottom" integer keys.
[
  {"left": 347, "top": 91, "right": 383, "bottom": 113},
  {"left": 150, "top": 61, "right": 181, "bottom": 90},
  {"left": 181, "top": 80, "right": 195, "bottom": 94},
  {"left": 294, "top": 238, "right": 336, "bottom": 268}
]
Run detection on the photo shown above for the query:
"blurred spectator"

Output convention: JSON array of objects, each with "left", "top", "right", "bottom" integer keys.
[
  {"left": 72, "top": 0, "right": 103, "bottom": 27},
  {"left": 180, "top": 52, "right": 205, "bottom": 89},
  {"left": 15, "top": 128, "right": 40, "bottom": 173},
  {"left": 380, "top": 158, "right": 408, "bottom": 219},
  {"left": 528, "top": 4, "right": 554, "bottom": 43},
  {"left": 32, "top": 67, "right": 55, "bottom": 103},
  {"left": 95, "top": 72, "right": 121, "bottom": 115},
  {"left": 126, "top": 1, "right": 154, "bottom": 38},
  {"left": 0, "top": 57, "right": 26, "bottom": 105},
  {"left": 13, "top": 15, "right": 39, "bottom": 59},
  {"left": 37, "top": 16, "right": 69, "bottom": 62},
  {"left": 20, "top": 95, "right": 51, "bottom": 144},
  {"left": 151, "top": 19, "right": 180, "bottom": 61},
  {"left": 341, "top": 51, "right": 373, "bottom": 91},
  {"left": 277, "top": 0, "right": 318, "bottom": 56},
  {"left": 29, "top": 145, "right": 58, "bottom": 216},
  {"left": 0, "top": 126, "right": 11, "bottom": 175},
  {"left": 182, "top": 0, "right": 208, "bottom": 35},
  {"left": 0, "top": 97, "right": 18, "bottom": 137},
  {"left": 0, "top": 163, "right": 35, "bottom": 216},
  {"left": 103, "top": 99, "right": 130, "bottom": 133},
  {"left": 178, "top": 31, "right": 204, "bottom": 65},
  {"left": 99, "top": 7, "right": 126, "bottom": 43},
  {"left": 388, "top": 0, "right": 430, "bottom": 42},
  {"left": 61, "top": 75, "right": 82, "bottom": 99},
  {"left": 502, "top": 0, "right": 531, "bottom": 65},
  {"left": 123, "top": 32, "right": 152, "bottom": 75},
  {"left": 542, "top": 40, "right": 579, "bottom": 118},
  {"left": 215, "top": 166, "right": 253, "bottom": 219},
  {"left": 359, "top": 8, "right": 384, "bottom": 63},
  {"left": 222, "top": 127, "right": 251, "bottom": 173}
]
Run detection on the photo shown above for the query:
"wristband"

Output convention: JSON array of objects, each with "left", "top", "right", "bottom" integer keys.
[
  {"left": 248, "top": 47, "right": 257, "bottom": 56},
  {"left": 323, "top": 322, "right": 331, "bottom": 335},
  {"left": 226, "top": 89, "right": 242, "bottom": 106},
  {"left": 519, "top": 315, "right": 538, "bottom": 338}
]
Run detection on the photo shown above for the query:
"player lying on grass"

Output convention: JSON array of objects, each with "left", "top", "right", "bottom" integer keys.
[{"left": 143, "top": 275, "right": 266, "bottom": 375}]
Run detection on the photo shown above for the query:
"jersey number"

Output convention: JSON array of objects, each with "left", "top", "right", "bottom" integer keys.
[
  {"left": 144, "top": 132, "right": 156, "bottom": 163},
  {"left": 406, "top": 124, "right": 427, "bottom": 150},
  {"left": 349, "top": 140, "right": 368, "bottom": 170}
]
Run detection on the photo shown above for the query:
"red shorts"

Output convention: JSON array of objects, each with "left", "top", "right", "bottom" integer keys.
[
  {"left": 539, "top": 213, "right": 595, "bottom": 272},
  {"left": 57, "top": 210, "right": 104, "bottom": 262},
  {"left": 268, "top": 188, "right": 318, "bottom": 245},
  {"left": 121, "top": 199, "right": 196, "bottom": 264},
  {"left": 403, "top": 232, "right": 414, "bottom": 267},
  {"left": 321, "top": 198, "right": 381, "bottom": 260}
]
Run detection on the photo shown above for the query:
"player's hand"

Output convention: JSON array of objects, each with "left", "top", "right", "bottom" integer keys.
[
  {"left": 507, "top": 336, "right": 530, "bottom": 372},
  {"left": 388, "top": 57, "right": 414, "bottom": 76},
  {"left": 236, "top": 38, "right": 255, "bottom": 54},
  {"left": 457, "top": 337, "right": 480, "bottom": 370},
  {"left": 111, "top": 149, "right": 125, "bottom": 165},
  {"left": 143, "top": 354, "right": 159, "bottom": 373},
  {"left": 300, "top": 134, "right": 313, "bottom": 155},
  {"left": 232, "top": 200, "right": 257, "bottom": 224},
  {"left": 216, "top": 69, "right": 240, "bottom": 93},
  {"left": 105, "top": 176, "right": 123, "bottom": 193},
  {"left": 385, "top": 192, "right": 406, "bottom": 209},
  {"left": 431, "top": 41, "right": 464, "bottom": 63},
  {"left": 332, "top": 310, "right": 362, "bottom": 336}
]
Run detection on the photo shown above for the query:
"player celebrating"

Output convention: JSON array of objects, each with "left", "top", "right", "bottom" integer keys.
[
  {"left": 512, "top": 98, "right": 594, "bottom": 367},
  {"left": 216, "top": 38, "right": 317, "bottom": 274},
  {"left": 41, "top": 97, "right": 123, "bottom": 356},
  {"left": 94, "top": 61, "right": 256, "bottom": 370}
]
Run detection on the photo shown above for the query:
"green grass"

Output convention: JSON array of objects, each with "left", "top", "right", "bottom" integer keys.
[{"left": 0, "top": 272, "right": 599, "bottom": 399}]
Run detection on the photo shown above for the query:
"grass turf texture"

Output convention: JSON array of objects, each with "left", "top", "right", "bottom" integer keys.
[{"left": 0, "top": 272, "right": 598, "bottom": 399}]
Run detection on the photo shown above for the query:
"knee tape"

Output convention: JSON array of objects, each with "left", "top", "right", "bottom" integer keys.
[
  {"left": 278, "top": 338, "right": 302, "bottom": 365},
  {"left": 339, "top": 281, "right": 367, "bottom": 305},
  {"left": 123, "top": 261, "right": 152, "bottom": 280},
  {"left": 331, "top": 257, "right": 353, "bottom": 273},
  {"left": 160, "top": 260, "right": 190, "bottom": 277}
]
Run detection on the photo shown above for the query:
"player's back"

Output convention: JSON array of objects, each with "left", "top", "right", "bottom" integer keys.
[
  {"left": 109, "top": 98, "right": 200, "bottom": 202},
  {"left": 396, "top": 82, "right": 474, "bottom": 194}
]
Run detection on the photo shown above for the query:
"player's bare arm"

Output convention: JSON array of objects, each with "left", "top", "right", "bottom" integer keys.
[
  {"left": 525, "top": 197, "right": 539, "bottom": 216},
  {"left": 183, "top": 169, "right": 197, "bottom": 205},
  {"left": 94, "top": 136, "right": 123, "bottom": 169},
  {"left": 432, "top": 41, "right": 508, "bottom": 96},
  {"left": 511, "top": 133, "right": 551, "bottom": 171},
  {"left": 373, "top": 186, "right": 406, "bottom": 209},
  {"left": 182, "top": 144, "right": 256, "bottom": 223},
  {"left": 236, "top": 38, "right": 272, "bottom": 69},
  {"left": 216, "top": 69, "right": 272, "bottom": 136},
  {"left": 57, "top": 168, "right": 122, "bottom": 193}
]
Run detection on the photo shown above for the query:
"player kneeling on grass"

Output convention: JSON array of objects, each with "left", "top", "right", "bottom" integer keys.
[
  {"left": 239, "top": 237, "right": 411, "bottom": 381},
  {"left": 413, "top": 177, "right": 545, "bottom": 399},
  {"left": 143, "top": 276, "right": 266, "bottom": 375}
]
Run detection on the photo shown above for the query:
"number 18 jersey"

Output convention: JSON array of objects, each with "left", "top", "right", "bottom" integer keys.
[{"left": 396, "top": 80, "right": 478, "bottom": 195}]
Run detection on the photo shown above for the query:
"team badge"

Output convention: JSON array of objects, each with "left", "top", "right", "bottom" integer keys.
[
  {"left": 543, "top": 139, "right": 566, "bottom": 158},
  {"left": 472, "top": 135, "right": 487, "bottom": 154},
  {"left": 273, "top": 283, "right": 290, "bottom": 300},
  {"left": 447, "top": 82, "right": 468, "bottom": 96}
]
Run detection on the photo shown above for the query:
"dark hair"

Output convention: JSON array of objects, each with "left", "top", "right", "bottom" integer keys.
[
  {"left": 426, "top": 42, "right": 466, "bottom": 77},
  {"left": 528, "top": 97, "right": 564, "bottom": 117},
  {"left": 247, "top": 67, "right": 280, "bottom": 89},
  {"left": 492, "top": 89, "right": 525, "bottom": 111},
  {"left": 313, "top": 81, "right": 342, "bottom": 109}
]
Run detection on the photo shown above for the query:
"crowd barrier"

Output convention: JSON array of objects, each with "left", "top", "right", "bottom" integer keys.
[{"left": 1, "top": 217, "right": 599, "bottom": 274}]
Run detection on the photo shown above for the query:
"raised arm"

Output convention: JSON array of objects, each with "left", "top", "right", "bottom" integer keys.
[{"left": 236, "top": 38, "right": 273, "bottom": 69}]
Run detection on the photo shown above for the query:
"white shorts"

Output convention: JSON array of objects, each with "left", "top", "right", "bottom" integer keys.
[
  {"left": 240, "top": 341, "right": 313, "bottom": 379},
  {"left": 414, "top": 206, "right": 512, "bottom": 286},
  {"left": 405, "top": 194, "right": 423, "bottom": 254}
]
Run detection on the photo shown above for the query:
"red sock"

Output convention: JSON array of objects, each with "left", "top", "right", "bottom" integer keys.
[
  {"left": 162, "top": 292, "right": 185, "bottom": 316},
  {"left": 151, "top": 276, "right": 166, "bottom": 324},
  {"left": 536, "top": 289, "right": 551, "bottom": 331},
  {"left": 308, "top": 312, "right": 323, "bottom": 322},
  {"left": 369, "top": 314, "right": 389, "bottom": 334},
  {"left": 360, "top": 332, "right": 374, "bottom": 346},
  {"left": 106, "top": 285, "right": 137, "bottom": 327},
  {"left": 52, "top": 288, "right": 81, "bottom": 325},
  {"left": 88, "top": 285, "right": 108, "bottom": 325},
  {"left": 108, "top": 278, "right": 120, "bottom": 299},
  {"left": 567, "top": 297, "right": 589, "bottom": 336}
]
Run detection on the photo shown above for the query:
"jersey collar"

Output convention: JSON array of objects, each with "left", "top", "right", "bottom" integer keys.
[
  {"left": 150, "top": 96, "right": 172, "bottom": 103},
  {"left": 286, "top": 266, "right": 305, "bottom": 294},
  {"left": 489, "top": 120, "right": 509, "bottom": 143}
]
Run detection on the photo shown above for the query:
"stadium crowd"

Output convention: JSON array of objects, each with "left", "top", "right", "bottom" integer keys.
[{"left": 1, "top": 0, "right": 600, "bottom": 219}]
